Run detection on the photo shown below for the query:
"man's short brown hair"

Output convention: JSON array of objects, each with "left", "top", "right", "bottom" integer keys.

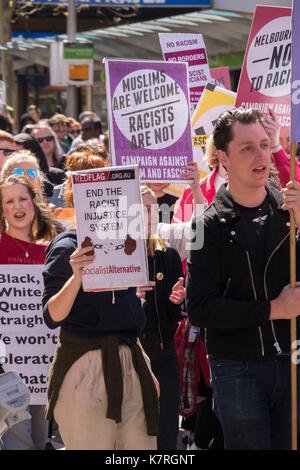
[{"left": 213, "top": 107, "right": 265, "bottom": 153}]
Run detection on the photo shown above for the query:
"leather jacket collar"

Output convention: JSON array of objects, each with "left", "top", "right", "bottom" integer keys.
[
  {"left": 211, "top": 183, "right": 290, "bottom": 258},
  {"left": 213, "top": 183, "right": 285, "bottom": 224}
]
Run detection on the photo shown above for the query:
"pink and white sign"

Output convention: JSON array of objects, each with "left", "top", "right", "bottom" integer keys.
[
  {"left": 211, "top": 67, "right": 232, "bottom": 90},
  {"left": 236, "top": 5, "right": 292, "bottom": 135},
  {"left": 159, "top": 33, "right": 211, "bottom": 111}
]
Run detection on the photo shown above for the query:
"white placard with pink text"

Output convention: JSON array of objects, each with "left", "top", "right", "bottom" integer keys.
[{"left": 159, "top": 33, "right": 211, "bottom": 112}]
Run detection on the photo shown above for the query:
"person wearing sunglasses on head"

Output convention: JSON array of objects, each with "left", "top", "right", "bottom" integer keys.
[
  {"left": 14, "top": 132, "right": 65, "bottom": 190},
  {"left": 31, "top": 122, "right": 66, "bottom": 172},
  {"left": 0, "top": 174, "right": 57, "bottom": 450},
  {"left": 12, "top": 167, "right": 40, "bottom": 178},
  {"left": 1, "top": 150, "right": 45, "bottom": 195},
  {"left": 1, "top": 150, "right": 66, "bottom": 234},
  {"left": 0, "top": 131, "right": 17, "bottom": 170}
]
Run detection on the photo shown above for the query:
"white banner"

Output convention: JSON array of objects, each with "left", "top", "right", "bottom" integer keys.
[
  {"left": 0, "top": 265, "right": 58, "bottom": 405},
  {"left": 71, "top": 165, "right": 149, "bottom": 292},
  {"left": 159, "top": 33, "right": 211, "bottom": 112}
]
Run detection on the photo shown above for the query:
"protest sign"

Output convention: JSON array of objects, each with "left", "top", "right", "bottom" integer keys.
[
  {"left": 211, "top": 67, "right": 232, "bottom": 90},
  {"left": 163, "top": 182, "right": 187, "bottom": 199},
  {"left": 191, "top": 83, "right": 236, "bottom": 177},
  {"left": 71, "top": 165, "right": 148, "bottom": 292},
  {"left": 159, "top": 33, "right": 211, "bottom": 112},
  {"left": 236, "top": 5, "right": 292, "bottom": 136},
  {"left": 105, "top": 58, "right": 193, "bottom": 183},
  {"left": 0, "top": 265, "right": 58, "bottom": 405}
]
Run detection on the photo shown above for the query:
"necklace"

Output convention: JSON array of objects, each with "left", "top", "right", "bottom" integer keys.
[
  {"left": 7, "top": 233, "right": 33, "bottom": 258},
  {"left": 252, "top": 207, "right": 268, "bottom": 235}
]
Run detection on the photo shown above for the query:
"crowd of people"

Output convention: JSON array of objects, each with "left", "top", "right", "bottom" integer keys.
[{"left": 0, "top": 103, "right": 300, "bottom": 451}]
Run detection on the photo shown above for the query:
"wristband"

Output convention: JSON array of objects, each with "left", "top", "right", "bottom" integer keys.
[{"left": 271, "top": 144, "right": 282, "bottom": 153}]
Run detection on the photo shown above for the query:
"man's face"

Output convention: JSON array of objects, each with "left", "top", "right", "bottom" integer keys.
[
  {"left": 81, "top": 120, "right": 99, "bottom": 141},
  {"left": 218, "top": 121, "right": 271, "bottom": 190}
]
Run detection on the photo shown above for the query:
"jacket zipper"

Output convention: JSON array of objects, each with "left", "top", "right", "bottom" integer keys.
[
  {"left": 263, "top": 232, "right": 289, "bottom": 355},
  {"left": 153, "top": 257, "right": 164, "bottom": 350},
  {"left": 245, "top": 251, "right": 265, "bottom": 356}
]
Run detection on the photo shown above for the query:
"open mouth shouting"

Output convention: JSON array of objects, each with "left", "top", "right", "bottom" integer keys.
[
  {"left": 253, "top": 165, "right": 267, "bottom": 175},
  {"left": 14, "top": 211, "right": 27, "bottom": 221}
]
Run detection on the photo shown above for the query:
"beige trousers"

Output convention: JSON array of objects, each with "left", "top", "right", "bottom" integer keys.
[{"left": 54, "top": 345, "right": 157, "bottom": 450}]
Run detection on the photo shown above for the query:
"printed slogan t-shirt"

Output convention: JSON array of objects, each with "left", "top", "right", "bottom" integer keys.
[{"left": 0, "top": 232, "right": 47, "bottom": 265}]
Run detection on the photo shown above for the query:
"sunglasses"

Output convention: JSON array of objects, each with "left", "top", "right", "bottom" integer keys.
[
  {"left": 51, "top": 122, "right": 66, "bottom": 127},
  {"left": 0, "top": 148, "right": 15, "bottom": 156},
  {"left": 36, "top": 136, "right": 54, "bottom": 144},
  {"left": 12, "top": 168, "right": 40, "bottom": 179},
  {"left": 69, "top": 129, "right": 81, "bottom": 135}
]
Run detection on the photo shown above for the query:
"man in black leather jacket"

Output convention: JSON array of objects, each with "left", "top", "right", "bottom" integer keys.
[{"left": 186, "top": 107, "right": 300, "bottom": 450}]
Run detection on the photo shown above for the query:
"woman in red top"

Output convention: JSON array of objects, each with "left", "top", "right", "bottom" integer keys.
[
  {"left": 0, "top": 174, "right": 57, "bottom": 449},
  {"left": 0, "top": 174, "right": 56, "bottom": 263}
]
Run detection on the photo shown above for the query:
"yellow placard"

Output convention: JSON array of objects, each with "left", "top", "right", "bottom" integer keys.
[{"left": 191, "top": 84, "right": 236, "bottom": 177}]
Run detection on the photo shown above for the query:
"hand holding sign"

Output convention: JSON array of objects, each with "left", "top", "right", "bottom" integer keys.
[
  {"left": 181, "top": 160, "right": 206, "bottom": 206},
  {"left": 69, "top": 246, "right": 95, "bottom": 282},
  {"left": 181, "top": 160, "right": 200, "bottom": 188}
]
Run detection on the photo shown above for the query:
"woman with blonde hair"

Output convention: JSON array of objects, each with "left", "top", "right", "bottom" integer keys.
[
  {"left": 0, "top": 174, "right": 57, "bottom": 449},
  {"left": 172, "top": 135, "right": 227, "bottom": 229},
  {"left": 0, "top": 174, "right": 57, "bottom": 253},
  {"left": 138, "top": 184, "right": 185, "bottom": 450},
  {"left": 1, "top": 150, "right": 48, "bottom": 198},
  {"left": 1, "top": 149, "right": 66, "bottom": 236}
]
